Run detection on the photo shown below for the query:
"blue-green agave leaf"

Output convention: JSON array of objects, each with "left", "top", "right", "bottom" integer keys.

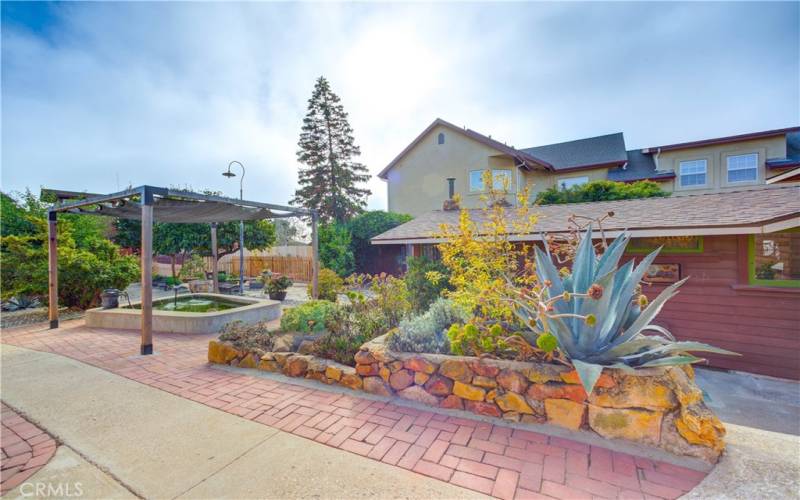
[
  {"left": 637, "top": 355, "right": 703, "bottom": 368},
  {"left": 611, "top": 277, "right": 688, "bottom": 348},
  {"left": 572, "top": 359, "right": 605, "bottom": 395},
  {"left": 594, "top": 232, "right": 631, "bottom": 280}
]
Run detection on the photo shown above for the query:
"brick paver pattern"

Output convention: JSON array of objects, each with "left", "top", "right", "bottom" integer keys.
[
  {"left": 1, "top": 321, "right": 707, "bottom": 499},
  {"left": 1, "top": 402, "right": 58, "bottom": 494}
]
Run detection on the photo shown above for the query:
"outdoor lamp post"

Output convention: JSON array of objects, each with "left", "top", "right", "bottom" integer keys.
[{"left": 222, "top": 161, "right": 246, "bottom": 294}]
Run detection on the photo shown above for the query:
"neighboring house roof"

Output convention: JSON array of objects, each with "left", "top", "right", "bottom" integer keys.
[
  {"left": 377, "top": 118, "right": 553, "bottom": 180},
  {"left": 607, "top": 150, "right": 675, "bottom": 183},
  {"left": 371, "top": 185, "right": 800, "bottom": 244},
  {"left": 520, "top": 133, "right": 628, "bottom": 172},
  {"left": 766, "top": 131, "right": 800, "bottom": 169},
  {"left": 642, "top": 126, "right": 800, "bottom": 153}
]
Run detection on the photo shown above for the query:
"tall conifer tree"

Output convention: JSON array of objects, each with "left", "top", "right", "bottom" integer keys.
[{"left": 292, "top": 77, "right": 371, "bottom": 223}]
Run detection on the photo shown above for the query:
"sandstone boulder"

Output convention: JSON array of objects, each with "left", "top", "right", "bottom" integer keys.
[
  {"left": 208, "top": 341, "right": 239, "bottom": 364},
  {"left": 495, "top": 392, "right": 534, "bottom": 414},
  {"left": 404, "top": 357, "right": 437, "bottom": 374},
  {"left": 545, "top": 399, "right": 586, "bottom": 430},
  {"left": 497, "top": 369, "right": 529, "bottom": 393},
  {"left": 389, "top": 369, "right": 415, "bottom": 391},
  {"left": 588, "top": 404, "right": 662, "bottom": 446},
  {"left": 438, "top": 359, "right": 473, "bottom": 383},
  {"left": 453, "top": 381, "right": 485, "bottom": 401},
  {"left": 424, "top": 375, "right": 454, "bottom": 396},
  {"left": 363, "top": 376, "right": 392, "bottom": 396},
  {"left": 398, "top": 385, "right": 441, "bottom": 406}
]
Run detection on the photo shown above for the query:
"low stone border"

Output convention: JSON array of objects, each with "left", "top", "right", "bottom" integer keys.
[
  {"left": 1, "top": 402, "right": 58, "bottom": 494},
  {"left": 208, "top": 334, "right": 725, "bottom": 463}
]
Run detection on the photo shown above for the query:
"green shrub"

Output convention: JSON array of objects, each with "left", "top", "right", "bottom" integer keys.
[
  {"left": 308, "top": 268, "right": 343, "bottom": 301},
  {"left": 387, "top": 298, "right": 468, "bottom": 354},
  {"left": 312, "top": 300, "right": 387, "bottom": 365},
  {"left": 447, "top": 322, "right": 510, "bottom": 356},
  {"left": 318, "top": 223, "right": 354, "bottom": 276},
  {"left": 178, "top": 254, "right": 207, "bottom": 281},
  {"left": 280, "top": 300, "right": 337, "bottom": 333},
  {"left": 404, "top": 256, "right": 452, "bottom": 313},
  {"left": 535, "top": 180, "right": 669, "bottom": 205},
  {"left": 0, "top": 218, "right": 140, "bottom": 309}
]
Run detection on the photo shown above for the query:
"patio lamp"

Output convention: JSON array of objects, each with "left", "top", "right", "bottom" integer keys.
[{"left": 222, "top": 161, "right": 246, "bottom": 295}]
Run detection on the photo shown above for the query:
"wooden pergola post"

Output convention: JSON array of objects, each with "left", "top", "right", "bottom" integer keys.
[
  {"left": 311, "top": 210, "right": 320, "bottom": 299},
  {"left": 140, "top": 189, "right": 154, "bottom": 355},
  {"left": 211, "top": 222, "right": 219, "bottom": 293},
  {"left": 47, "top": 211, "right": 59, "bottom": 329}
]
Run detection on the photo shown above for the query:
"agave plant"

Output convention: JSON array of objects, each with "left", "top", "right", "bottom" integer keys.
[{"left": 510, "top": 228, "right": 737, "bottom": 395}]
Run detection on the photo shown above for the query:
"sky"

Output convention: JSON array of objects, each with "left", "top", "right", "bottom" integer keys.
[{"left": 2, "top": 1, "right": 798, "bottom": 210}]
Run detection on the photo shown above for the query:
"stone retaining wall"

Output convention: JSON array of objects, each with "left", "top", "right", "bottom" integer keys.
[{"left": 208, "top": 334, "right": 725, "bottom": 463}]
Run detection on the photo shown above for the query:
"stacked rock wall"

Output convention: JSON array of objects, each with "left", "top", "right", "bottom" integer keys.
[{"left": 208, "top": 334, "right": 725, "bottom": 463}]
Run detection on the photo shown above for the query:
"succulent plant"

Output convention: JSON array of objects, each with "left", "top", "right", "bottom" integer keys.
[
  {"left": 388, "top": 298, "right": 469, "bottom": 354},
  {"left": 511, "top": 227, "right": 737, "bottom": 395}
]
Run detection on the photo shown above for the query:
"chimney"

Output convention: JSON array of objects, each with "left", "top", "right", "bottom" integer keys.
[{"left": 443, "top": 178, "right": 459, "bottom": 211}]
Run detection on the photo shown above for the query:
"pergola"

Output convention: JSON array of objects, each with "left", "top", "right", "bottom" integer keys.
[{"left": 45, "top": 185, "right": 319, "bottom": 355}]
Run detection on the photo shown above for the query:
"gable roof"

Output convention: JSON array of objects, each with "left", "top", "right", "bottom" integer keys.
[
  {"left": 521, "top": 132, "right": 628, "bottom": 172},
  {"left": 371, "top": 185, "right": 800, "bottom": 244},
  {"left": 607, "top": 150, "right": 676, "bottom": 183},
  {"left": 377, "top": 118, "right": 553, "bottom": 180}
]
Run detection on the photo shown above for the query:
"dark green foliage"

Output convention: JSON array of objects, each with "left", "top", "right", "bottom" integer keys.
[
  {"left": 292, "top": 76, "right": 371, "bottom": 223},
  {"left": 280, "top": 300, "right": 338, "bottom": 333},
  {"left": 1, "top": 192, "right": 40, "bottom": 237},
  {"left": 312, "top": 300, "right": 388, "bottom": 366},
  {"left": 535, "top": 180, "right": 669, "bottom": 205},
  {"left": 404, "top": 256, "right": 452, "bottom": 313},
  {"left": 347, "top": 211, "right": 412, "bottom": 272},
  {"left": 1, "top": 208, "right": 139, "bottom": 309},
  {"left": 318, "top": 224, "right": 354, "bottom": 277}
]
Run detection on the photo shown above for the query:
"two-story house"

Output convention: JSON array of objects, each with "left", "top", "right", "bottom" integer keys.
[{"left": 378, "top": 118, "right": 800, "bottom": 216}]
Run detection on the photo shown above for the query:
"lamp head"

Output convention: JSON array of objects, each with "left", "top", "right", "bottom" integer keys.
[{"left": 222, "top": 171, "right": 236, "bottom": 178}]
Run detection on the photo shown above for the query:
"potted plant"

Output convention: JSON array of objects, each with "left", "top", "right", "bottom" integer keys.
[{"left": 266, "top": 274, "right": 293, "bottom": 301}]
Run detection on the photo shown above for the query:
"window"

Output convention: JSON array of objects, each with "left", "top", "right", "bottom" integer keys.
[
  {"left": 749, "top": 232, "right": 800, "bottom": 287},
  {"left": 679, "top": 159, "right": 707, "bottom": 187},
  {"left": 727, "top": 153, "right": 758, "bottom": 183},
  {"left": 469, "top": 169, "right": 513, "bottom": 192},
  {"left": 437, "top": 132, "right": 445, "bottom": 145},
  {"left": 557, "top": 176, "right": 589, "bottom": 189}
]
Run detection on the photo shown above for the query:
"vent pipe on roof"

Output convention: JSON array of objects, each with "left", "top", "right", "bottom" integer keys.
[{"left": 443, "top": 178, "right": 459, "bottom": 211}]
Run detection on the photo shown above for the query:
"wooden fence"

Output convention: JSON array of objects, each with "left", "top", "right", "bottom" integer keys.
[{"left": 216, "top": 255, "right": 313, "bottom": 282}]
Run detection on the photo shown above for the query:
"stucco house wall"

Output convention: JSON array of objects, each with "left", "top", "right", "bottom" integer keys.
[
  {"left": 655, "top": 136, "right": 787, "bottom": 195},
  {"left": 386, "top": 125, "right": 517, "bottom": 216}
]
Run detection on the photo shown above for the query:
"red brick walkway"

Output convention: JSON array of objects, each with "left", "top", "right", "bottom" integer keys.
[
  {"left": 1, "top": 403, "right": 58, "bottom": 495},
  {"left": 1, "top": 321, "right": 707, "bottom": 499}
]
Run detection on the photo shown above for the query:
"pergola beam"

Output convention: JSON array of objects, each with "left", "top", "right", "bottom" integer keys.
[
  {"left": 47, "top": 211, "right": 59, "bottom": 329},
  {"left": 140, "top": 189, "right": 154, "bottom": 355}
]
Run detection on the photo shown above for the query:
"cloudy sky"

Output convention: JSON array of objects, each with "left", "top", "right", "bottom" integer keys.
[{"left": 2, "top": 1, "right": 798, "bottom": 209}]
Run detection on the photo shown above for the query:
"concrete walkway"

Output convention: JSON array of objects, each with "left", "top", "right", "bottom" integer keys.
[{"left": 1, "top": 344, "right": 484, "bottom": 499}]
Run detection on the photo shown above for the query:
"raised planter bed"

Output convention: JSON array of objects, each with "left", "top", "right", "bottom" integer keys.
[{"left": 208, "top": 333, "right": 725, "bottom": 464}]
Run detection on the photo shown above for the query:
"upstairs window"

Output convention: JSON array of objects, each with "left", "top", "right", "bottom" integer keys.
[
  {"left": 727, "top": 153, "right": 758, "bottom": 183},
  {"left": 469, "top": 169, "right": 513, "bottom": 192},
  {"left": 437, "top": 132, "right": 445, "bottom": 145},
  {"left": 557, "top": 176, "right": 589, "bottom": 189},
  {"left": 679, "top": 159, "right": 707, "bottom": 187}
]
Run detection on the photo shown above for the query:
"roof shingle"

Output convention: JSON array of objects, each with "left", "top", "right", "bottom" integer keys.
[
  {"left": 372, "top": 186, "right": 800, "bottom": 243},
  {"left": 521, "top": 133, "right": 628, "bottom": 171}
]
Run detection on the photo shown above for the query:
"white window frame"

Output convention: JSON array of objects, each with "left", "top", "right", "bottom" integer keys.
[
  {"left": 726, "top": 153, "right": 758, "bottom": 184},
  {"left": 678, "top": 159, "right": 708, "bottom": 188},
  {"left": 469, "top": 169, "right": 513, "bottom": 192},
  {"left": 557, "top": 176, "right": 589, "bottom": 190}
]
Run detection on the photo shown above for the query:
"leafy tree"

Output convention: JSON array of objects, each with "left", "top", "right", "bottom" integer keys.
[
  {"left": 1, "top": 209, "right": 139, "bottom": 309},
  {"left": 273, "top": 219, "right": 307, "bottom": 246},
  {"left": 535, "top": 180, "right": 668, "bottom": 205},
  {"left": 292, "top": 76, "right": 371, "bottom": 223},
  {"left": 347, "top": 211, "right": 412, "bottom": 273},
  {"left": 153, "top": 223, "right": 209, "bottom": 278},
  {"left": 318, "top": 223, "right": 354, "bottom": 277}
]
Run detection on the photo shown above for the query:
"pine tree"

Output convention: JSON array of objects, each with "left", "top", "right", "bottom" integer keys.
[{"left": 292, "top": 76, "right": 371, "bottom": 223}]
